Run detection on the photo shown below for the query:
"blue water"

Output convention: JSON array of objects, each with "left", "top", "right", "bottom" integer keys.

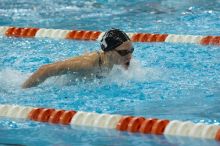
[{"left": 0, "top": 0, "right": 220, "bottom": 146}]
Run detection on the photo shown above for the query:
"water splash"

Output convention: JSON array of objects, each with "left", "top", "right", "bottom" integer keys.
[
  {"left": 0, "top": 68, "right": 29, "bottom": 90},
  {"left": 107, "top": 59, "right": 168, "bottom": 84}
]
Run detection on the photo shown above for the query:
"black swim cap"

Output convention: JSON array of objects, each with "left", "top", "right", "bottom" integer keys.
[{"left": 100, "top": 28, "right": 130, "bottom": 52}]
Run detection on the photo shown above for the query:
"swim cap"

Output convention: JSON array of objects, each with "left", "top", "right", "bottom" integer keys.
[{"left": 100, "top": 28, "right": 130, "bottom": 52}]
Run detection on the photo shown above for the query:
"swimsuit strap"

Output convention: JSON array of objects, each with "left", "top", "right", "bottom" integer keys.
[{"left": 97, "top": 51, "right": 102, "bottom": 68}]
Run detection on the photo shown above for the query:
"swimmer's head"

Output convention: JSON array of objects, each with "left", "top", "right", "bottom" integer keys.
[
  {"left": 100, "top": 28, "right": 134, "bottom": 70},
  {"left": 100, "top": 28, "right": 130, "bottom": 52}
]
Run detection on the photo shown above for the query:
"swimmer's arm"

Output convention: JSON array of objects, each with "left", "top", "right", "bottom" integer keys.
[{"left": 22, "top": 56, "right": 97, "bottom": 88}]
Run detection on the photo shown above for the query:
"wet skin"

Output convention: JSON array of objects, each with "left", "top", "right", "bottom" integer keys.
[{"left": 22, "top": 40, "right": 134, "bottom": 88}]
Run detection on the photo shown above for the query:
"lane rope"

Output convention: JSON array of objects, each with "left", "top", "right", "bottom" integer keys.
[
  {"left": 0, "top": 104, "right": 220, "bottom": 141},
  {"left": 1, "top": 26, "right": 220, "bottom": 46}
]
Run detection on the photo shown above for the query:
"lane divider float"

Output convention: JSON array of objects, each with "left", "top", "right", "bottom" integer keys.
[
  {"left": 1, "top": 26, "right": 220, "bottom": 46},
  {"left": 0, "top": 104, "right": 220, "bottom": 141}
]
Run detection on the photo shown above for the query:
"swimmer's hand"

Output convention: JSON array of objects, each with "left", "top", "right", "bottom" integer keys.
[{"left": 22, "top": 64, "right": 53, "bottom": 88}]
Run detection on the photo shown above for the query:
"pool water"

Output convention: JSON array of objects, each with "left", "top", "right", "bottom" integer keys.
[{"left": 0, "top": 0, "right": 220, "bottom": 146}]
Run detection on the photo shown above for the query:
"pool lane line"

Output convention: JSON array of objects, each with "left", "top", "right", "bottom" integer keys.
[
  {"left": 0, "top": 104, "right": 220, "bottom": 141},
  {"left": 1, "top": 26, "right": 220, "bottom": 46}
]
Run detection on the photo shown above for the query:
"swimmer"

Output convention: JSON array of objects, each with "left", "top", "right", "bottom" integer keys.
[{"left": 22, "top": 28, "right": 134, "bottom": 88}]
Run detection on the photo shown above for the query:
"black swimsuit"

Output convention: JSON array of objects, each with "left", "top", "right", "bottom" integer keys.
[
  {"left": 96, "top": 51, "right": 113, "bottom": 79},
  {"left": 96, "top": 51, "right": 104, "bottom": 79},
  {"left": 97, "top": 51, "right": 102, "bottom": 68}
]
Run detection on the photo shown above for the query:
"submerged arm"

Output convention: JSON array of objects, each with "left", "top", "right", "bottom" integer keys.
[{"left": 22, "top": 53, "right": 99, "bottom": 88}]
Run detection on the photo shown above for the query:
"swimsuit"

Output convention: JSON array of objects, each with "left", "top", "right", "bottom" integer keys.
[
  {"left": 97, "top": 51, "right": 102, "bottom": 68},
  {"left": 96, "top": 51, "right": 104, "bottom": 79}
]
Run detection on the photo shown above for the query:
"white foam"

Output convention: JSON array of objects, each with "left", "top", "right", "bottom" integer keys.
[
  {"left": 0, "top": 68, "right": 30, "bottom": 89},
  {"left": 107, "top": 59, "right": 168, "bottom": 84}
]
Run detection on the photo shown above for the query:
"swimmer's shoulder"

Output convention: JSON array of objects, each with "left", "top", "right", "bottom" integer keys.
[{"left": 66, "top": 51, "right": 102, "bottom": 68}]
